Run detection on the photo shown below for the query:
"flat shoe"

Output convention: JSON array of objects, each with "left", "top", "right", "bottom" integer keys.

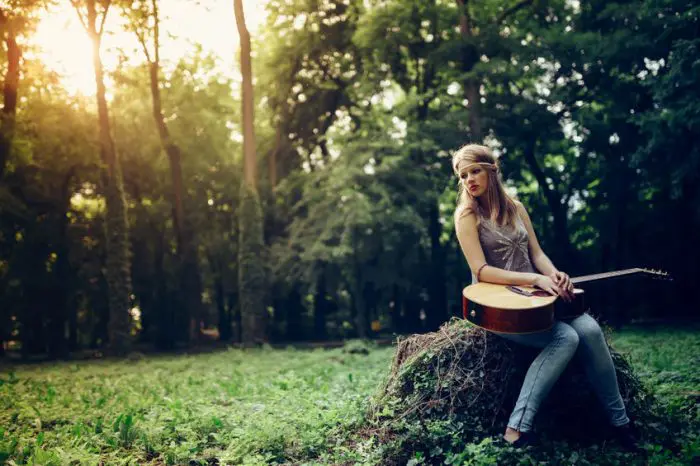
[
  {"left": 612, "top": 421, "right": 642, "bottom": 452},
  {"left": 504, "top": 431, "right": 537, "bottom": 448}
]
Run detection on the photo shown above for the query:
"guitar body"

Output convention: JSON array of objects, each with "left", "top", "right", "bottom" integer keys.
[
  {"left": 460, "top": 268, "right": 669, "bottom": 334},
  {"left": 554, "top": 293, "right": 587, "bottom": 320},
  {"left": 462, "top": 283, "right": 586, "bottom": 334}
]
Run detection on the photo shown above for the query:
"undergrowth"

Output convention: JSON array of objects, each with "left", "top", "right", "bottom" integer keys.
[
  {"left": 0, "top": 342, "right": 390, "bottom": 465},
  {"left": 0, "top": 326, "right": 697, "bottom": 465}
]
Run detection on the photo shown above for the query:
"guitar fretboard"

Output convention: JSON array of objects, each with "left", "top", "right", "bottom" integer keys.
[{"left": 571, "top": 268, "right": 643, "bottom": 285}]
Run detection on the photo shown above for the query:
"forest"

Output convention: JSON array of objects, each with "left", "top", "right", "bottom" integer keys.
[
  {"left": 1, "top": 1, "right": 699, "bottom": 465},
  {"left": 1, "top": 0, "right": 697, "bottom": 358}
]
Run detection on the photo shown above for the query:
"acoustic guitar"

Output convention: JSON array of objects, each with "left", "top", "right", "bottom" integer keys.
[{"left": 462, "top": 268, "right": 671, "bottom": 334}]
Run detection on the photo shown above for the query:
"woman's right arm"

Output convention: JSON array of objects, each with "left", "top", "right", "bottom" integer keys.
[{"left": 454, "top": 210, "right": 559, "bottom": 293}]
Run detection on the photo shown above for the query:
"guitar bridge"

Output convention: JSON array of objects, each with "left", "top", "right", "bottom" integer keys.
[
  {"left": 507, "top": 286, "right": 551, "bottom": 298},
  {"left": 507, "top": 286, "right": 533, "bottom": 296}
]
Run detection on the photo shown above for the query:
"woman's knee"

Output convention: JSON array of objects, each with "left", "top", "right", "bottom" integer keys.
[
  {"left": 553, "top": 323, "right": 580, "bottom": 352},
  {"left": 571, "top": 314, "right": 605, "bottom": 345}
]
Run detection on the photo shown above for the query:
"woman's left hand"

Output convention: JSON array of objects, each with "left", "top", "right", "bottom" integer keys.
[{"left": 550, "top": 271, "right": 574, "bottom": 299}]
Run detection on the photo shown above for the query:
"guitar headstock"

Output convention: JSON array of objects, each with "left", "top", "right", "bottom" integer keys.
[{"left": 638, "top": 268, "right": 673, "bottom": 281}]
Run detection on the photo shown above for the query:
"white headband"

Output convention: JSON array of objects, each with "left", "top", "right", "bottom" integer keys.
[{"left": 455, "top": 162, "right": 498, "bottom": 175}]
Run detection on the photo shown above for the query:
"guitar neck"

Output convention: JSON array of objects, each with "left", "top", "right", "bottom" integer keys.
[{"left": 571, "top": 268, "right": 643, "bottom": 285}]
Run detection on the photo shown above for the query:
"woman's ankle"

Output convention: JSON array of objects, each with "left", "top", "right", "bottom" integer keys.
[{"left": 503, "top": 427, "right": 521, "bottom": 443}]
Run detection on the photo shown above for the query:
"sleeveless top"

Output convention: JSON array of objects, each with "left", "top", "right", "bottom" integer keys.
[{"left": 471, "top": 203, "right": 536, "bottom": 283}]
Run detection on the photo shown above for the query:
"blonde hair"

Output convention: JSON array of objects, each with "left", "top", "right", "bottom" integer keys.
[{"left": 452, "top": 144, "right": 518, "bottom": 227}]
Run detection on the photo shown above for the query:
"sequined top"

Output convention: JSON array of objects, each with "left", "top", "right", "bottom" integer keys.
[{"left": 472, "top": 204, "right": 536, "bottom": 283}]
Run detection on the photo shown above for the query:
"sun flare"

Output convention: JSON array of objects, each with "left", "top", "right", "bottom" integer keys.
[{"left": 32, "top": 0, "right": 268, "bottom": 97}]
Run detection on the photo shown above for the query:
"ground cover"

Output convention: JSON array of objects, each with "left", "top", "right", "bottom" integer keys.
[
  {"left": 0, "top": 342, "right": 393, "bottom": 465},
  {"left": 0, "top": 326, "right": 698, "bottom": 465}
]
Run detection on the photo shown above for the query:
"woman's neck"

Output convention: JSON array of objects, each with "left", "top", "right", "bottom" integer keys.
[{"left": 477, "top": 196, "right": 491, "bottom": 216}]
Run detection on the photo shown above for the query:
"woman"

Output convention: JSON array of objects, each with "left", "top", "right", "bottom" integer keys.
[{"left": 452, "top": 143, "right": 638, "bottom": 448}]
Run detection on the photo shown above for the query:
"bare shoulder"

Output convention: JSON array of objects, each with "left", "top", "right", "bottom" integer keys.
[
  {"left": 454, "top": 206, "right": 477, "bottom": 232},
  {"left": 513, "top": 199, "right": 529, "bottom": 217},
  {"left": 513, "top": 200, "right": 536, "bottom": 230}
]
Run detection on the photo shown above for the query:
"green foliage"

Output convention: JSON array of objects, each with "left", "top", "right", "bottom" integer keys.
[
  {"left": 0, "top": 343, "right": 393, "bottom": 464},
  {"left": 1, "top": 0, "right": 699, "bottom": 372},
  {"left": 273, "top": 138, "right": 427, "bottom": 288},
  {"left": 258, "top": 0, "right": 361, "bottom": 169},
  {"left": 0, "top": 327, "right": 697, "bottom": 464}
]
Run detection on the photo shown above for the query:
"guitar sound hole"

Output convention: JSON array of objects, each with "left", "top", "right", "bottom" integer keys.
[{"left": 531, "top": 290, "right": 552, "bottom": 297}]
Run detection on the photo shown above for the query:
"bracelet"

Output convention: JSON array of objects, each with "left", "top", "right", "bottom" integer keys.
[{"left": 476, "top": 263, "right": 488, "bottom": 282}]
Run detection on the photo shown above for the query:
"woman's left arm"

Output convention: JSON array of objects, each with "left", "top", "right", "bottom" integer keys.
[{"left": 515, "top": 201, "right": 574, "bottom": 298}]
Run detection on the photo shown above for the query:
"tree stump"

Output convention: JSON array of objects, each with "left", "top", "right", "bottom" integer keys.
[{"left": 370, "top": 319, "right": 655, "bottom": 449}]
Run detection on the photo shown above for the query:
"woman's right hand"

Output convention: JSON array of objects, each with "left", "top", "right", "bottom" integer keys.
[{"left": 534, "top": 275, "right": 568, "bottom": 301}]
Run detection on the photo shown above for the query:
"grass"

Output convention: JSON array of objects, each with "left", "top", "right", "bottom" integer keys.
[
  {"left": 0, "top": 342, "right": 394, "bottom": 465},
  {"left": 0, "top": 326, "right": 698, "bottom": 465},
  {"left": 609, "top": 326, "right": 700, "bottom": 424}
]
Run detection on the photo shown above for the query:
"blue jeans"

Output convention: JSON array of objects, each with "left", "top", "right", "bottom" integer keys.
[{"left": 494, "top": 313, "right": 629, "bottom": 432}]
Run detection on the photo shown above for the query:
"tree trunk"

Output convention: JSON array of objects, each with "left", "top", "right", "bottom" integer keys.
[
  {"left": 152, "top": 229, "right": 176, "bottom": 349},
  {"left": 364, "top": 281, "right": 379, "bottom": 334},
  {"left": 21, "top": 234, "right": 48, "bottom": 356},
  {"left": 456, "top": 0, "right": 483, "bottom": 141},
  {"left": 68, "top": 293, "right": 78, "bottom": 351},
  {"left": 349, "top": 233, "right": 368, "bottom": 338},
  {"left": 426, "top": 203, "right": 447, "bottom": 331},
  {"left": 136, "top": 0, "right": 203, "bottom": 342},
  {"left": 210, "top": 253, "right": 232, "bottom": 342},
  {"left": 238, "top": 184, "right": 267, "bottom": 345},
  {"left": 313, "top": 271, "right": 328, "bottom": 340},
  {"left": 235, "top": 0, "right": 267, "bottom": 345},
  {"left": 285, "top": 287, "right": 304, "bottom": 341},
  {"left": 228, "top": 291, "right": 241, "bottom": 343},
  {"left": 402, "top": 290, "right": 423, "bottom": 334},
  {"left": 0, "top": 24, "right": 20, "bottom": 178},
  {"left": 148, "top": 76, "right": 202, "bottom": 343},
  {"left": 0, "top": 14, "right": 21, "bottom": 356},
  {"left": 89, "top": 272, "right": 110, "bottom": 349},
  {"left": 215, "top": 273, "right": 231, "bottom": 341},
  {"left": 390, "top": 285, "right": 400, "bottom": 334},
  {"left": 464, "top": 82, "right": 482, "bottom": 140},
  {"left": 268, "top": 125, "right": 282, "bottom": 190},
  {"left": 235, "top": 0, "right": 257, "bottom": 190},
  {"left": 84, "top": 0, "right": 132, "bottom": 355},
  {"left": 607, "top": 149, "right": 631, "bottom": 326},
  {"left": 130, "top": 232, "right": 155, "bottom": 343},
  {"left": 48, "top": 170, "right": 76, "bottom": 358},
  {"left": 352, "top": 283, "right": 368, "bottom": 339}
]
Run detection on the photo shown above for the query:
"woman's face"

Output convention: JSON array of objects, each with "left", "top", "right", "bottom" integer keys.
[{"left": 457, "top": 161, "right": 489, "bottom": 198}]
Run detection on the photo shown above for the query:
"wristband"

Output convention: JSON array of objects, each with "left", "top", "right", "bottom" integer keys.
[{"left": 476, "top": 263, "right": 488, "bottom": 282}]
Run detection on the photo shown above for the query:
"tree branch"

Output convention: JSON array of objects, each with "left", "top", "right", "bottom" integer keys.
[
  {"left": 134, "top": 28, "right": 152, "bottom": 64},
  {"left": 496, "top": 0, "right": 534, "bottom": 25},
  {"left": 152, "top": 0, "right": 160, "bottom": 66},
  {"left": 98, "top": 0, "right": 111, "bottom": 36},
  {"left": 70, "top": 0, "right": 89, "bottom": 32}
]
